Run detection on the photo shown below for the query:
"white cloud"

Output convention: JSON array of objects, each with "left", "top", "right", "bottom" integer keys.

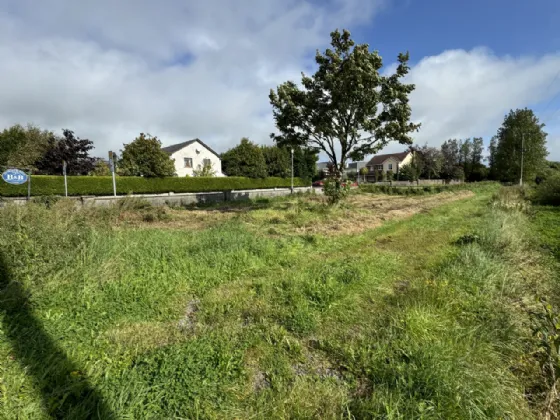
[
  {"left": 1, "top": 0, "right": 560, "bottom": 162},
  {"left": 0, "top": 0, "right": 385, "bottom": 155},
  {"left": 380, "top": 48, "right": 560, "bottom": 160}
]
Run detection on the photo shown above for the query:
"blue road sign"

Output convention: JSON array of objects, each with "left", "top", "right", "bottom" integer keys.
[{"left": 2, "top": 168, "right": 28, "bottom": 185}]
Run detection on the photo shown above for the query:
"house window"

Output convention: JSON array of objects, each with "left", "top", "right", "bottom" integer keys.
[
  {"left": 184, "top": 158, "right": 193, "bottom": 168},
  {"left": 388, "top": 163, "right": 393, "bottom": 170},
  {"left": 202, "top": 158, "right": 211, "bottom": 166},
  {"left": 375, "top": 165, "right": 383, "bottom": 171}
]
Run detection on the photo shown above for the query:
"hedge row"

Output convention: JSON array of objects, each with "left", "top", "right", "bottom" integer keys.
[
  {"left": 0, "top": 176, "right": 309, "bottom": 197},
  {"left": 358, "top": 183, "right": 485, "bottom": 196}
]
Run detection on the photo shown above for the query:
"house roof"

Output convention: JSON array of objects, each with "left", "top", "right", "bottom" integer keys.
[
  {"left": 162, "top": 138, "right": 220, "bottom": 158},
  {"left": 367, "top": 151, "right": 410, "bottom": 166}
]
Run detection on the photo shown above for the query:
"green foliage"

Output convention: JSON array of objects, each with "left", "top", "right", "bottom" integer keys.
[
  {"left": 118, "top": 133, "right": 176, "bottom": 177},
  {"left": 359, "top": 182, "right": 480, "bottom": 195},
  {"left": 270, "top": 29, "right": 419, "bottom": 176},
  {"left": 398, "top": 163, "right": 416, "bottom": 181},
  {"left": 494, "top": 108, "right": 548, "bottom": 183},
  {"left": 534, "top": 174, "right": 560, "bottom": 206},
  {"left": 221, "top": 138, "right": 267, "bottom": 178},
  {"left": 386, "top": 169, "right": 394, "bottom": 181},
  {"left": 262, "top": 145, "right": 290, "bottom": 177},
  {"left": 417, "top": 144, "right": 443, "bottom": 179},
  {"left": 192, "top": 161, "right": 217, "bottom": 177},
  {"left": 0, "top": 124, "right": 53, "bottom": 170},
  {"left": 323, "top": 177, "right": 351, "bottom": 204},
  {"left": 0, "top": 176, "right": 308, "bottom": 197},
  {"left": 35, "top": 129, "right": 96, "bottom": 175},
  {"left": 91, "top": 159, "right": 111, "bottom": 176},
  {"left": 293, "top": 147, "right": 318, "bottom": 182}
]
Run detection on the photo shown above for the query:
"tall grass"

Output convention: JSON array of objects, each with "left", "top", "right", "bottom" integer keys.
[{"left": 0, "top": 188, "right": 557, "bottom": 418}]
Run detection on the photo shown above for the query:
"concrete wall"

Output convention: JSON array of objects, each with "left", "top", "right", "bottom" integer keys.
[
  {"left": 170, "top": 140, "right": 224, "bottom": 177},
  {"left": 0, "top": 187, "right": 318, "bottom": 208}
]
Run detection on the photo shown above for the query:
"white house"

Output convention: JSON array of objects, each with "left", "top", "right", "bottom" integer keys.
[
  {"left": 366, "top": 151, "right": 413, "bottom": 175},
  {"left": 162, "top": 139, "right": 224, "bottom": 177}
]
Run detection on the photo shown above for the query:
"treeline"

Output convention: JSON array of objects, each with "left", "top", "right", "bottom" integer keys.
[
  {"left": 397, "top": 137, "right": 486, "bottom": 182},
  {"left": 0, "top": 125, "right": 318, "bottom": 180},
  {"left": 221, "top": 137, "right": 317, "bottom": 180},
  {"left": 398, "top": 108, "right": 551, "bottom": 184}
]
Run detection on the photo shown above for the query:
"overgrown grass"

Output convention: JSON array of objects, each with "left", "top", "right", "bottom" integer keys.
[{"left": 0, "top": 185, "right": 558, "bottom": 419}]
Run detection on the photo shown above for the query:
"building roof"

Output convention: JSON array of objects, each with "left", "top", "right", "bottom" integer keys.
[
  {"left": 367, "top": 151, "right": 410, "bottom": 166},
  {"left": 162, "top": 138, "right": 220, "bottom": 158}
]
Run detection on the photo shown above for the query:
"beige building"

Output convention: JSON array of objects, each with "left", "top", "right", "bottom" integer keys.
[
  {"left": 162, "top": 139, "right": 224, "bottom": 177},
  {"left": 366, "top": 151, "right": 413, "bottom": 175}
]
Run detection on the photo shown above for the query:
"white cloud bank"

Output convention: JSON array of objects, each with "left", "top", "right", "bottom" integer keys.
[{"left": 0, "top": 0, "right": 559, "bottom": 160}]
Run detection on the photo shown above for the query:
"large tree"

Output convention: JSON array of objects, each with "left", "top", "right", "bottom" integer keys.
[
  {"left": 0, "top": 124, "right": 53, "bottom": 170},
  {"left": 440, "top": 139, "right": 461, "bottom": 179},
  {"left": 36, "top": 129, "right": 95, "bottom": 175},
  {"left": 494, "top": 108, "right": 548, "bottom": 183},
  {"left": 221, "top": 138, "right": 267, "bottom": 178},
  {"left": 487, "top": 136, "right": 498, "bottom": 180},
  {"left": 119, "top": 133, "right": 175, "bottom": 177},
  {"left": 269, "top": 29, "right": 419, "bottom": 181},
  {"left": 262, "top": 145, "right": 290, "bottom": 178},
  {"left": 417, "top": 144, "right": 443, "bottom": 179}
]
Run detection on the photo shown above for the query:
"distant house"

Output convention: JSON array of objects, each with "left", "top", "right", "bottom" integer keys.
[
  {"left": 345, "top": 161, "right": 368, "bottom": 177},
  {"left": 366, "top": 151, "right": 413, "bottom": 175},
  {"left": 162, "top": 139, "right": 224, "bottom": 177}
]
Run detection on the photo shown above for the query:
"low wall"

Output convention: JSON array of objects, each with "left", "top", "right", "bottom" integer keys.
[{"left": 0, "top": 187, "right": 318, "bottom": 208}]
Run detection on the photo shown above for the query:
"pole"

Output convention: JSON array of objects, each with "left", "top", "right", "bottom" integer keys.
[
  {"left": 519, "top": 132, "right": 524, "bottom": 186},
  {"left": 63, "top": 161, "right": 68, "bottom": 197},
  {"left": 291, "top": 148, "right": 294, "bottom": 194},
  {"left": 27, "top": 169, "right": 31, "bottom": 201},
  {"left": 109, "top": 151, "right": 117, "bottom": 197}
]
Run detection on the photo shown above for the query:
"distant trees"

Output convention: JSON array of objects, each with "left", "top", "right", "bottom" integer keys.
[
  {"left": 416, "top": 144, "right": 443, "bottom": 179},
  {"left": 35, "top": 129, "right": 96, "bottom": 175},
  {"left": 118, "top": 133, "right": 176, "bottom": 177},
  {"left": 221, "top": 138, "right": 267, "bottom": 178},
  {"left": 492, "top": 108, "right": 548, "bottom": 183},
  {"left": 0, "top": 124, "right": 54, "bottom": 170},
  {"left": 91, "top": 159, "right": 112, "bottom": 176}
]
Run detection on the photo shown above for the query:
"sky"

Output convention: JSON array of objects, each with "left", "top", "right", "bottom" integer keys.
[{"left": 0, "top": 0, "right": 559, "bottom": 162}]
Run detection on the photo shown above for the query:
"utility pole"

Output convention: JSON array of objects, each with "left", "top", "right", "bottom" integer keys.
[
  {"left": 291, "top": 148, "right": 294, "bottom": 194},
  {"left": 519, "top": 132, "right": 524, "bottom": 186}
]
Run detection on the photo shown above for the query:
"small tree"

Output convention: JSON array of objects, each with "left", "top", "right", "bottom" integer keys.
[
  {"left": 270, "top": 29, "right": 419, "bottom": 202},
  {"left": 221, "top": 138, "right": 267, "bottom": 178},
  {"left": 36, "top": 129, "right": 95, "bottom": 175},
  {"left": 119, "top": 133, "right": 175, "bottom": 177},
  {"left": 359, "top": 167, "right": 369, "bottom": 183},
  {"left": 386, "top": 170, "right": 394, "bottom": 181},
  {"left": 91, "top": 159, "right": 111, "bottom": 176},
  {"left": 0, "top": 124, "right": 53, "bottom": 170},
  {"left": 399, "top": 164, "right": 415, "bottom": 181},
  {"left": 192, "top": 161, "right": 216, "bottom": 177},
  {"left": 418, "top": 144, "right": 443, "bottom": 179},
  {"left": 452, "top": 166, "right": 465, "bottom": 181}
]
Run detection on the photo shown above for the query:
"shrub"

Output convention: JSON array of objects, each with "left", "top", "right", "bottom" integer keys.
[
  {"left": 323, "top": 177, "right": 351, "bottom": 204},
  {"left": 534, "top": 174, "right": 560, "bottom": 206},
  {"left": 0, "top": 176, "right": 309, "bottom": 197}
]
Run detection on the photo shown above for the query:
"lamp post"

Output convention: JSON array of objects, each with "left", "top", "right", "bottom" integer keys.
[{"left": 291, "top": 148, "right": 294, "bottom": 194}]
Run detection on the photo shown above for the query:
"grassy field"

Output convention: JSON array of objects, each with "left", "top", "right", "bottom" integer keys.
[{"left": 0, "top": 184, "right": 559, "bottom": 419}]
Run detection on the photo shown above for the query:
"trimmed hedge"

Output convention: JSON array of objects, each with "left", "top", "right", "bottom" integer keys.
[
  {"left": 0, "top": 176, "right": 309, "bottom": 197},
  {"left": 358, "top": 182, "right": 496, "bottom": 196}
]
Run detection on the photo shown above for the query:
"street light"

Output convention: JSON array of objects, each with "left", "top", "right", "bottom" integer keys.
[{"left": 291, "top": 148, "right": 294, "bottom": 194}]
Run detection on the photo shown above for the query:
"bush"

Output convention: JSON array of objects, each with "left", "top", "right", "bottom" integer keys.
[
  {"left": 0, "top": 176, "right": 309, "bottom": 197},
  {"left": 534, "top": 175, "right": 560, "bottom": 206}
]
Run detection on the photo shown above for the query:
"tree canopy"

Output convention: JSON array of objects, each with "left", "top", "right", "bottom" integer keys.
[
  {"left": 35, "top": 129, "right": 95, "bottom": 175},
  {"left": 0, "top": 124, "right": 53, "bottom": 170},
  {"left": 221, "top": 138, "right": 267, "bottom": 178},
  {"left": 269, "top": 29, "right": 419, "bottom": 177},
  {"left": 492, "top": 108, "right": 548, "bottom": 183},
  {"left": 262, "top": 145, "right": 290, "bottom": 178},
  {"left": 118, "top": 133, "right": 176, "bottom": 177}
]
